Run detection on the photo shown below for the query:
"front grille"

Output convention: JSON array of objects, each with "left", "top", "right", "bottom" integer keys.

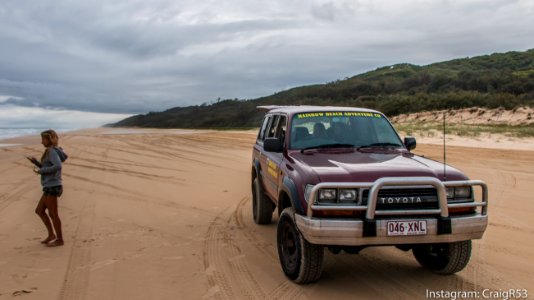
[{"left": 362, "top": 188, "right": 438, "bottom": 210}]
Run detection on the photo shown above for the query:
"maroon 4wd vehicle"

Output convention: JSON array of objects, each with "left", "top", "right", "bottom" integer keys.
[{"left": 251, "top": 106, "right": 488, "bottom": 283}]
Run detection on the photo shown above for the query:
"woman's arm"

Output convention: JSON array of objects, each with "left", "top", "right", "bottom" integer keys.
[{"left": 38, "top": 150, "right": 62, "bottom": 174}]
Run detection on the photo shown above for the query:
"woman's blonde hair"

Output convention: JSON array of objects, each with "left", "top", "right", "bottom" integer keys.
[{"left": 41, "top": 129, "right": 59, "bottom": 161}]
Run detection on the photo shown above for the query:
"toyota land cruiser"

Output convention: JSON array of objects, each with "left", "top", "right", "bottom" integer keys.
[{"left": 251, "top": 106, "right": 488, "bottom": 283}]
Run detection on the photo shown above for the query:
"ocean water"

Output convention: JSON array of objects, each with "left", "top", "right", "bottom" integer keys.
[{"left": 0, "top": 128, "right": 74, "bottom": 141}]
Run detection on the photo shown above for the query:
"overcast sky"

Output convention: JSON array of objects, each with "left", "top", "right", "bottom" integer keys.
[{"left": 1, "top": 0, "right": 533, "bottom": 128}]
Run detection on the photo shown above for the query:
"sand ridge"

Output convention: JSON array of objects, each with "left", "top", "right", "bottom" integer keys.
[
  {"left": 0, "top": 129, "right": 532, "bottom": 299},
  {"left": 391, "top": 106, "right": 534, "bottom": 126}
]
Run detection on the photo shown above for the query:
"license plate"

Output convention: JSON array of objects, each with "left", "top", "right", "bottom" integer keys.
[{"left": 387, "top": 220, "right": 427, "bottom": 236}]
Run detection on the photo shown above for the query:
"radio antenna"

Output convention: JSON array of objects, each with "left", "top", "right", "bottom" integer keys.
[{"left": 443, "top": 111, "right": 447, "bottom": 181}]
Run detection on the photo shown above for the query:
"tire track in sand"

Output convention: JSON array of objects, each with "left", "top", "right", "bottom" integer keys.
[
  {"left": 202, "top": 199, "right": 267, "bottom": 299},
  {"left": 231, "top": 196, "right": 305, "bottom": 300},
  {"left": 58, "top": 193, "right": 96, "bottom": 300},
  {"left": 59, "top": 146, "right": 102, "bottom": 300},
  {"left": 232, "top": 196, "right": 278, "bottom": 262},
  {"left": 0, "top": 173, "right": 34, "bottom": 213}
]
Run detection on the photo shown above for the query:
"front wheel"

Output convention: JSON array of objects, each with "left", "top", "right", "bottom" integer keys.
[
  {"left": 412, "top": 240, "right": 472, "bottom": 275},
  {"left": 277, "top": 207, "right": 324, "bottom": 283}
]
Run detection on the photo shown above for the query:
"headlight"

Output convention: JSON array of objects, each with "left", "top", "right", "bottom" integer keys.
[
  {"left": 338, "top": 189, "right": 357, "bottom": 202},
  {"left": 454, "top": 186, "right": 471, "bottom": 198},
  {"left": 446, "top": 187, "right": 454, "bottom": 199},
  {"left": 318, "top": 189, "right": 337, "bottom": 203},
  {"left": 446, "top": 186, "right": 472, "bottom": 200},
  {"left": 311, "top": 187, "right": 360, "bottom": 204}
]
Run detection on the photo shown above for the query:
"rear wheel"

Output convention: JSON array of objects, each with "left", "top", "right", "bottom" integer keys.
[
  {"left": 412, "top": 240, "right": 472, "bottom": 275},
  {"left": 252, "top": 178, "right": 273, "bottom": 224},
  {"left": 277, "top": 207, "right": 324, "bottom": 283}
]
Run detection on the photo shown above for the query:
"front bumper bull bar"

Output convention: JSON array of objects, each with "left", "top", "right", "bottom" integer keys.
[{"left": 296, "top": 177, "right": 488, "bottom": 246}]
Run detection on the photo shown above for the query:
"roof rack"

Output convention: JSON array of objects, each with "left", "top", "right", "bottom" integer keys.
[
  {"left": 256, "top": 105, "right": 290, "bottom": 111},
  {"left": 256, "top": 105, "right": 323, "bottom": 111}
]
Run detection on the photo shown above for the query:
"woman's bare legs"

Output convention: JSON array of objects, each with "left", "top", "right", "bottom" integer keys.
[
  {"left": 44, "top": 195, "right": 63, "bottom": 246},
  {"left": 35, "top": 194, "right": 55, "bottom": 243}
]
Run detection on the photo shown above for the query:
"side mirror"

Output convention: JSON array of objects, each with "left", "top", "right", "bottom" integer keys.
[
  {"left": 264, "top": 138, "right": 283, "bottom": 152},
  {"left": 404, "top": 136, "right": 416, "bottom": 151}
]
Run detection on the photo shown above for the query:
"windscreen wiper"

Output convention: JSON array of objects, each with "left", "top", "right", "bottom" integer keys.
[
  {"left": 301, "top": 143, "right": 355, "bottom": 153},
  {"left": 357, "top": 142, "right": 403, "bottom": 151}
]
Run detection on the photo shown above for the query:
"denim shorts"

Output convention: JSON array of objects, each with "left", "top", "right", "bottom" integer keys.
[{"left": 43, "top": 185, "right": 63, "bottom": 197}]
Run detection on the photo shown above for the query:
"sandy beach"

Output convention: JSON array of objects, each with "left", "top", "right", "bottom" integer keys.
[{"left": 0, "top": 129, "right": 533, "bottom": 299}]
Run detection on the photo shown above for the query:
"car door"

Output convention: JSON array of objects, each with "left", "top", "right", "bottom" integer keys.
[
  {"left": 261, "top": 114, "right": 287, "bottom": 201},
  {"left": 253, "top": 114, "right": 271, "bottom": 171}
]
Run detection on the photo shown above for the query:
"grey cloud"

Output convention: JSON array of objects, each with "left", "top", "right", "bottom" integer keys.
[
  {"left": 310, "top": 1, "right": 359, "bottom": 22},
  {"left": 0, "top": 0, "right": 533, "bottom": 115}
]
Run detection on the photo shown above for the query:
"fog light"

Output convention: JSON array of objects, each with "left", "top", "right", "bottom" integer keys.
[{"left": 339, "top": 189, "right": 357, "bottom": 202}]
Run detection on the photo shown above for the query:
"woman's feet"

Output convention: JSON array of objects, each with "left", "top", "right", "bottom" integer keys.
[
  {"left": 46, "top": 239, "right": 64, "bottom": 247},
  {"left": 41, "top": 235, "right": 56, "bottom": 244}
]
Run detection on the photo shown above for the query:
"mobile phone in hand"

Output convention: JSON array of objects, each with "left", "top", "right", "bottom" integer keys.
[{"left": 26, "top": 156, "right": 42, "bottom": 168}]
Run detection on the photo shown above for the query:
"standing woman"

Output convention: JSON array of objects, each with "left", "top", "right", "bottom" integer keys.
[{"left": 30, "top": 129, "right": 68, "bottom": 247}]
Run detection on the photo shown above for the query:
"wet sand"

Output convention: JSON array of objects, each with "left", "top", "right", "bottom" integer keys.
[{"left": 0, "top": 129, "right": 532, "bottom": 299}]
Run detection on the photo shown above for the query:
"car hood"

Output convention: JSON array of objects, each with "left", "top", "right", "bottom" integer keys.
[{"left": 288, "top": 149, "right": 467, "bottom": 182}]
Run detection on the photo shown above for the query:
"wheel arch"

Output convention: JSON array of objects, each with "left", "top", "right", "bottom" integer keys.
[
  {"left": 252, "top": 158, "right": 261, "bottom": 184},
  {"left": 279, "top": 176, "right": 305, "bottom": 216}
]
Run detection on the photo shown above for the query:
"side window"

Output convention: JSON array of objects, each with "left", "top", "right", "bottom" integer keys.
[
  {"left": 267, "top": 115, "right": 280, "bottom": 138},
  {"left": 258, "top": 116, "right": 270, "bottom": 141},
  {"left": 275, "top": 116, "right": 287, "bottom": 141}
]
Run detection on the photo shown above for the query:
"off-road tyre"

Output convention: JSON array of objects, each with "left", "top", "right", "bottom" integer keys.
[
  {"left": 277, "top": 207, "right": 324, "bottom": 283},
  {"left": 252, "top": 178, "right": 273, "bottom": 224},
  {"left": 412, "top": 240, "right": 472, "bottom": 275}
]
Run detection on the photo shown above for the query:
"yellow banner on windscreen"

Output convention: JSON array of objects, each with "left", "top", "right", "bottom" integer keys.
[{"left": 296, "top": 112, "right": 382, "bottom": 119}]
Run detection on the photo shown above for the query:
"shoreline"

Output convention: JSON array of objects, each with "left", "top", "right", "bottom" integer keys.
[{"left": 0, "top": 127, "right": 83, "bottom": 144}]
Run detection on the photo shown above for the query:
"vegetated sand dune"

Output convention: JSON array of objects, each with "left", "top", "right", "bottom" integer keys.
[
  {"left": 391, "top": 106, "right": 534, "bottom": 126},
  {"left": 0, "top": 129, "right": 532, "bottom": 299},
  {"left": 391, "top": 106, "right": 534, "bottom": 151}
]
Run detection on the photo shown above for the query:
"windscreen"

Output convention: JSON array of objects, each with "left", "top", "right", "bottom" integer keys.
[{"left": 289, "top": 111, "right": 403, "bottom": 150}]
